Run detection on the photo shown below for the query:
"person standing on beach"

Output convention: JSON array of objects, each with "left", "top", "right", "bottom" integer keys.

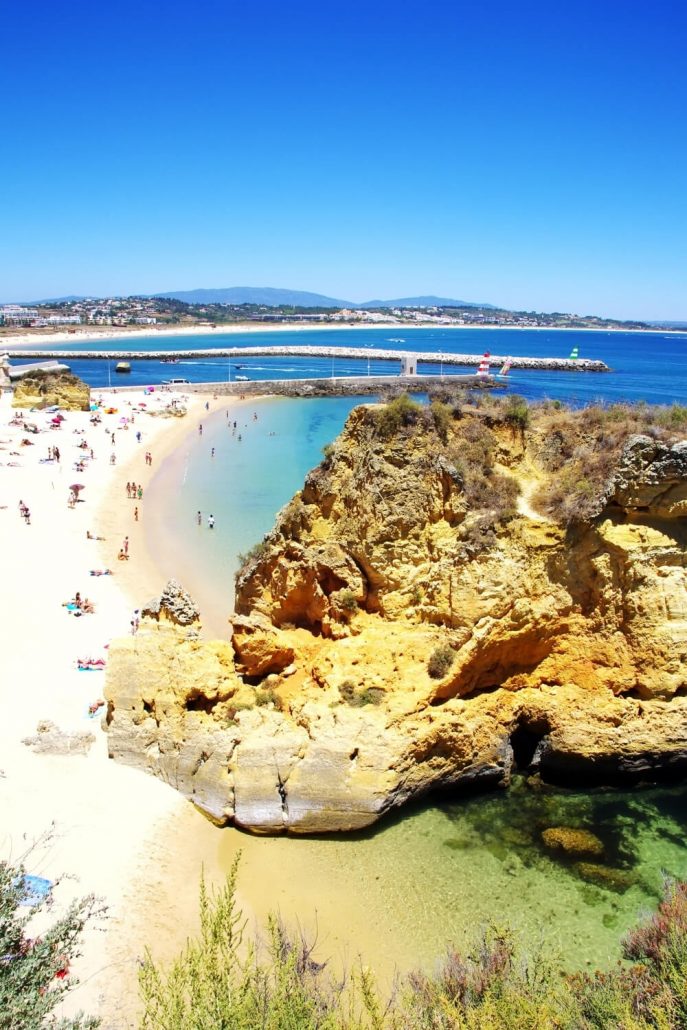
[
  {"left": 123, "top": 536, "right": 129, "bottom": 556},
  {"left": 196, "top": 511, "right": 202, "bottom": 526},
  {"left": 134, "top": 507, "right": 139, "bottom": 522},
  {"left": 208, "top": 514, "right": 215, "bottom": 529},
  {"left": 198, "top": 424, "right": 203, "bottom": 435},
  {"left": 137, "top": 485, "right": 143, "bottom": 500}
]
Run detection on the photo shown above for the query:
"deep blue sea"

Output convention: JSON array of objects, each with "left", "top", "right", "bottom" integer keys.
[{"left": 49, "top": 326, "right": 687, "bottom": 406}]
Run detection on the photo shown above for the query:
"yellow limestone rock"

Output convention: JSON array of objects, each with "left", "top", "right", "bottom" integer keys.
[{"left": 105, "top": 407, "right": 687, "bottom": 832}]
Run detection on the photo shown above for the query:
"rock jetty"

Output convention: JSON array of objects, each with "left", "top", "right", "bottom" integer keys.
[{"left": 9, "top": 345, "right": 609, "bottom": 372}]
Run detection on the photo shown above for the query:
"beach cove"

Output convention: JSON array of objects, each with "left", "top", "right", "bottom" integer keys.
[
  {"left": 139, "top": 395, "right": 687, "bottom": 977},
  {"left": 2, "top": 378, "right": 687, "bottom": 1028}
]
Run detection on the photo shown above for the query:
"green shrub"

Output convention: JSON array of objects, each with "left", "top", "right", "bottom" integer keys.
[
  {"left": 430, "top": 401, "right": 452, "bottom": 442},
  {"left": 427, "top": 644, "right": 455, "bottom": 679},
  {"left": 504, "top": 394, "right": 530, "bottom": 432},
  {"left": 255, "top": 687, "right": 279, "bottom": 708},
  {"left": 376, "top": 393, "right": 422, "bottom": 438},
  {"left": 0, "top": 858, "right": 101, "bottom": 1030},
  {"left": 339, "top": 680, "right": 384, "bottom": 707},
  {"left": 338, "top": 589, "right": 359, "bottom": 613},
  {"left": 237, "top": 540, "right": 269, "bottom": 567},
  {"left": 139, "top": 867, "right": 687, "bottom": 1030}
]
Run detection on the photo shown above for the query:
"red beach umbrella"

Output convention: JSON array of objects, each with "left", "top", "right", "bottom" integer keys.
[{"left": 69, "top": 483, "right": 85, "bottom": 494}]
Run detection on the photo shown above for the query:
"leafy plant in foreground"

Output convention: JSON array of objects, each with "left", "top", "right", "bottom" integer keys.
[{"left": 0, "top": 858, "right": 101, "bottom": 1030}]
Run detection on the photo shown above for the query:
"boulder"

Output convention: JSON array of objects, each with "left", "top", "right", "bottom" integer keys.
[{"left": 541, "top": 827, "right": 605, "bottom": 859}]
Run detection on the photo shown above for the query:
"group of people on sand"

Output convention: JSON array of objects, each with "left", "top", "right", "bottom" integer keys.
[
  {"left": 64, "top": 591, "right": 95, "bottom": 615},
  {"left": 125, "top": 481, "right": 143, "bottom": 500}
]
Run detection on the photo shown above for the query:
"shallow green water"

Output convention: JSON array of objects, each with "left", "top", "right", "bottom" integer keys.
[{"left": 227, "top": 778, "right": 687, "bottom": 976}]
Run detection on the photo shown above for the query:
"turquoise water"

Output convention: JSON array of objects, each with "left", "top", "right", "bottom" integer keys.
[
  {"left": 145, "top": 395, "right": 367, "bottom": 633},
  {"left": 57, "top": 325, "right": 687, "bottom": 406}
]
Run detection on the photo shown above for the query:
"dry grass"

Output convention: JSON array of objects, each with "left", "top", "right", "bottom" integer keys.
[{"left": 532, "top": 402, "right": 687, "bottom": 524}]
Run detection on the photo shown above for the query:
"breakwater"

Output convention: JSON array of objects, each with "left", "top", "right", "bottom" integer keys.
[
  {"left": 7, "top": 345, "right": 609, "bottom": 372},
  {"left": 100, "top": 374, "right": 503, "bottom": 397}
]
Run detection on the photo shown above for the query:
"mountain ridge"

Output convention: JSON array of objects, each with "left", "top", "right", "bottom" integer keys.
[{"left": 152, "top": 287, "right": 493, "bottom": 309}]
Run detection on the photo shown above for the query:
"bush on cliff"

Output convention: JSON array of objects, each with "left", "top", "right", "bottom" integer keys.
[
  {"left": 0, "top": 858, "right": 100, "bottom": 1029},
  {"left": 427, "top": 644, "right": 455, "bottom": 679},
  {"left": 533, "top": 402, "right": 687, "bottom": 524},
  {"left": 375, "top": 393, "right": 423, "bottom": 437},
  {"left": 138, "top": 869, "right": 687, "bottom": 1029}
]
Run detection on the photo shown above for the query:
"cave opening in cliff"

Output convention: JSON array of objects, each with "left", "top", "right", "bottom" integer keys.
[
  {"left": 185, "top": 692, "right": 219, "bottom": 715},
  {"left": 510, "top": 716, "right": 550, "bottom": 771}
]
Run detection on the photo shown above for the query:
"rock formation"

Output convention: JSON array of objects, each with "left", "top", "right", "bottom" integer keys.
[
  {"left": 105, "top": 398, "right": 687, "bottom": 833},
  {"left": 12, "top": 370, "right": 90, "bottom": 411}
]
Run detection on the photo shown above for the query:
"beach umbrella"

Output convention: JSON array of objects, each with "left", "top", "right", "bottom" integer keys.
[
  {"left": 69, "top": 483, "right": 85, "bottom": 494},
  {"left": 51, "top": 417, "right": 62, "bottom": 424}
]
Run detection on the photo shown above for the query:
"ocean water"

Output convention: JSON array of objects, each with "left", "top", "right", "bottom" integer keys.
[{"left": 52, "top": 326, "right": 687, "bottom": 406}]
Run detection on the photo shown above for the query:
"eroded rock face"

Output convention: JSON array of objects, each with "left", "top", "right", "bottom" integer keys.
[
  {"left": 142, "top": 579, "right": 200, "bottom": 626},
  {"left": 12, "top": 371, "right": 90, "bottom": 411},
  {"left": 105, "top": 404, "right": 687, "bottom": 833}
]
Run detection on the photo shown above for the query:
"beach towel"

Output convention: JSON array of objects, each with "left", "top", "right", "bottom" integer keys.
[{"left": 18, "top": 875, "right": 53, "bottom": 906}]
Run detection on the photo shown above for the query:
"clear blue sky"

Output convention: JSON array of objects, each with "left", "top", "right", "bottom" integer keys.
[{"left": 1, "top": 0, "right": 685, "bottom": 319}]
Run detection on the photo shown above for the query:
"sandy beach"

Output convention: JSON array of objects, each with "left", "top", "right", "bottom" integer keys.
[
  {"left": 0, "top": 386, "right": 236, "bottom": 1026},
  {"left": 0, "top": 381, "right": 428, "bottom": 1026},
  {"left": 0, "top": 320, "right": 655, "bottom": 353}
]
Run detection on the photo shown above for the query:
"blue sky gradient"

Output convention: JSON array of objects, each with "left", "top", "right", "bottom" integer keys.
[{"left": 1, "top": 0, "right": 685, "bottom": 318}]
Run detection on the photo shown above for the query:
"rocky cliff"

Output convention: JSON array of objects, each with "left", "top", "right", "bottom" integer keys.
[
  {"left": 105, "top": 398, "right": 687, "bottom": 832},
  {"left": 12, "top": 370, "right": 90, "bottom": 410}
]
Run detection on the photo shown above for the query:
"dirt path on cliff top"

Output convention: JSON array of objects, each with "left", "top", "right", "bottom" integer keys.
[{"left": 495, "top": 461, "right": 552, "bottom": 523}]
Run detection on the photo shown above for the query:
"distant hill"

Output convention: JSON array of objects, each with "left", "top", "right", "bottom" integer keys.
[
  {"left": 360, "top": 295, "right": 494, "bottom": 309},
  {"left": 153, "top": 287, "right": 493, "bottom": 309},
  {"left": 154, "top": 287, "right": 349, "bottom": 308},
  {"left": 11, "top": 295, "right": 88, "bottom": 305}
]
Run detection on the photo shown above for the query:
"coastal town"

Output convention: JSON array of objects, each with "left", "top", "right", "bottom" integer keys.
[{"left": 0, "top": 294, "right": 656, "bottom": 337}]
